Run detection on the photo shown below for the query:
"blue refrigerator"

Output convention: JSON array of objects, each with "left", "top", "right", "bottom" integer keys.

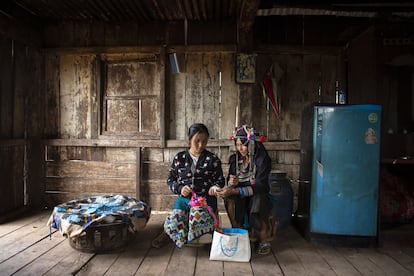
[{"left": 309, "top": 104, "right": 381, "bottom": 244}]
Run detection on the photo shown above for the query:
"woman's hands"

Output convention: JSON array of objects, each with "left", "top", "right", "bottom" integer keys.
[
  {"left": 228, "top": 175, "right": 238, "bottom": 186},
  {"left": 208, "top": 186, "right": 220, "bottom": 196},
  {"left": 181, "top": 185, "right": 193, "bottom": 197},
  {"left": 216, "top": 187, "right": 238, "bottom": 198},
  {"left": 182, "top": 184, "right": 237, "bottom": 198}
]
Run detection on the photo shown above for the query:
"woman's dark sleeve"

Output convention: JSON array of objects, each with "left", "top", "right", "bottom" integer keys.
[
  {"left": 166, "top": 154, "right": 182, "bottom": 195},
  {"left": 212, "top": 155, "right": 225, "bottom": 188},
  {"left": 251, "top": 154, "right": 271, "bottom": 195},
  {"left": 227, "top": 154, "right": 237, "bottom": 186}
]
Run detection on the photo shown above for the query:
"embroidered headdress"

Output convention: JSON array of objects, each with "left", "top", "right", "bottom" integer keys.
[{"left": 230, "top": 125, "right": 266, "bottom": 145}]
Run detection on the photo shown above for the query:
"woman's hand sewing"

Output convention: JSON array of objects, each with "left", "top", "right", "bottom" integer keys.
[
  {"left": 216, "top": 187, "right": 238, "bottom": 198},
  {"left": 228, "top": 174, "right": 238, "bottom": 186},
  {"left": 208, "top": 186, "right": 220, "bottom": 196},
  {"left": 181, "top": 185, "right": 193, "bottom": 197}
]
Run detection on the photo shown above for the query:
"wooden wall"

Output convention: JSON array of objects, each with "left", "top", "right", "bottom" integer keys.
[
  {"left": 0, "top": 36, "right": 43, "bottom": 219},
  {"left": 42, "top": 48, "right": 165, "bottom": 205},
  {"left": 4, "top": 18, "right": 409, "bottom": 216},
  {"left": 37, "top": 42, "right": 343, "bottom": 212},
  {"left": 0, "top": 39, "right": 346, "bottom": 216},
  {"left": 348, "top": 24, "right": 414, "bottom": 138}
]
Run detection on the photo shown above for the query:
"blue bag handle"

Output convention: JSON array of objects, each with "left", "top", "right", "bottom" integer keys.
[{"left": 221, "top": 227, "right": 248, "bottom": 235}]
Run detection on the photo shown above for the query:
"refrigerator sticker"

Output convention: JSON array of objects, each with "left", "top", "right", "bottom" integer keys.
[
  {"left": 365, "top": 128, "right": 377, "bottom": 144},
  {"left": 368, "top": 113, "right": 378, "bottom": 123},
  {"left": 317, "top": 160, "right": 323, "bottom": 178}
]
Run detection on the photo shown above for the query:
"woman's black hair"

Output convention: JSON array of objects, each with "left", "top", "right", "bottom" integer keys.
[{"left": 188, "top": 123, "right": 209, "bottom": 141}]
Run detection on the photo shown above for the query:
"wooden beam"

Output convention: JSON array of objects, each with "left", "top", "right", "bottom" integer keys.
[
  {"left": 166, "top": 139, "right": 300, "bottom": 151},
  {"left": 167, "top": 44, "right": 237, "bottom": 53},
  {"left": 41, "top": 138, "right": 301, "bottom": 151},
  {"left": 0, "top": 139, "right": 27, "bottom": 147},
  {"left": 42, "top": 139, "right": 162, "bottom": 148},
  {"left": 159, "top": 46, "right": 166, "bottom": 148},
  {"left": 41, "top": 45, "right": 164, "bottom": 55},
  {"left": 237, "top": 0, "right": 260, "bottom": 52},
  {"left": 136, "top": 147, "right": 141, "bottom": 200},
  {"left": 256, "top": 44, "right": 342, "bottom": 55},
  {"left": 40, "top": 45, "right": 237, "bottom": 55}
]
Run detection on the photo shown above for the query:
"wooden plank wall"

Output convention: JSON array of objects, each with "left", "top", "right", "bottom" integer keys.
[
  {"left": 0, "top": 42, "right": 343, "bottom": 215},
  {"left": 167, "top": 48, "right": 238, "bottom": 140},
  {"left": 0, "top": 142, "right": 25, "bottom": 216},
  {"left": 1, "top": 19, "right": 344, "bottom": 213},
  {"left": 39, "top": 45, "right": 342, "bottom": 212},
  {"left": 161, "top": 46, "right": 340, "bottom": 211},
  {"left": 45, "top": 146, "right": 139, "bottom": 204},
  {"left": 348, "top": 25, "right": 414, "bottom": 133},
  {"left": 0, "top": 36, "right": 14, "bottom": 138},
  {"left": 0, "top": 35, "right": 43, "bottom": 217},
  {"left": 43, "top": 52, "right": 153, "bottom": 205},
  {"left": 2, "top": 15, "right": 412, "bottom": 221}
]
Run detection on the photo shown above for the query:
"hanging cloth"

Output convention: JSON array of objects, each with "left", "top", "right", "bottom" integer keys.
[{"left": 261, "top": 65, "right": 280, "bottom": 117}]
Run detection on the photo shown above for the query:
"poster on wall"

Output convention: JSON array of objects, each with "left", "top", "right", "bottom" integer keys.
[{"left": 235, "top": 53, "right": 256, "bottom": 84}]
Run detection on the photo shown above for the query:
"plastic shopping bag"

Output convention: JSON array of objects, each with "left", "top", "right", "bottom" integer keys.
[{"left": 209, "top": 227, "right": 251, "bottom": 262}]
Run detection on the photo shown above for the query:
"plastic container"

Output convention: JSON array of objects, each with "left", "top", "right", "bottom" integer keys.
[{"left": 268, "top": 170, "right": 294, "bottom": 230}]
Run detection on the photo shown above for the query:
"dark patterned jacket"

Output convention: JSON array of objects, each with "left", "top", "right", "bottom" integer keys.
[
  {"left": 167, "top": 149, "right": 225, "bottom": 197},
  {"left": 227, "top": 142, "right": 271, "bottom": 195}
]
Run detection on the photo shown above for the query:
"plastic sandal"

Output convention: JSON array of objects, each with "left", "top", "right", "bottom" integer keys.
[{"left": 256, "top": 242, "right": 271, "bottom": 255}]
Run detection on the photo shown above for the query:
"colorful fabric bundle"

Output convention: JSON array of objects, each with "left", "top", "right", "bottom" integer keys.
[
  {"left": 164, "top": 193, "right": 218, "bottom": 248},
  {"left": 164, "top": 209, "right": 189, "bottom": 248},
  {"left": 187, "top": 193, "right": 218, "bottom": 243}
]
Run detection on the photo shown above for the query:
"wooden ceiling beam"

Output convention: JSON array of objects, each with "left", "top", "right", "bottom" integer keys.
[{"left": 237, "top": 0, "right": 260, "bottom": 52}]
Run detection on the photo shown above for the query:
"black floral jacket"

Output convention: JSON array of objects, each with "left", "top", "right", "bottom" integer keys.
[{"left": 167, "top": 149, "right": 225, "bottom": 197}]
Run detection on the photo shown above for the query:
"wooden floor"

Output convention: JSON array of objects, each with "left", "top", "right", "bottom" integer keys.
[{"left": 1, "top": 211, "right": 414, "bottom": 276}]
